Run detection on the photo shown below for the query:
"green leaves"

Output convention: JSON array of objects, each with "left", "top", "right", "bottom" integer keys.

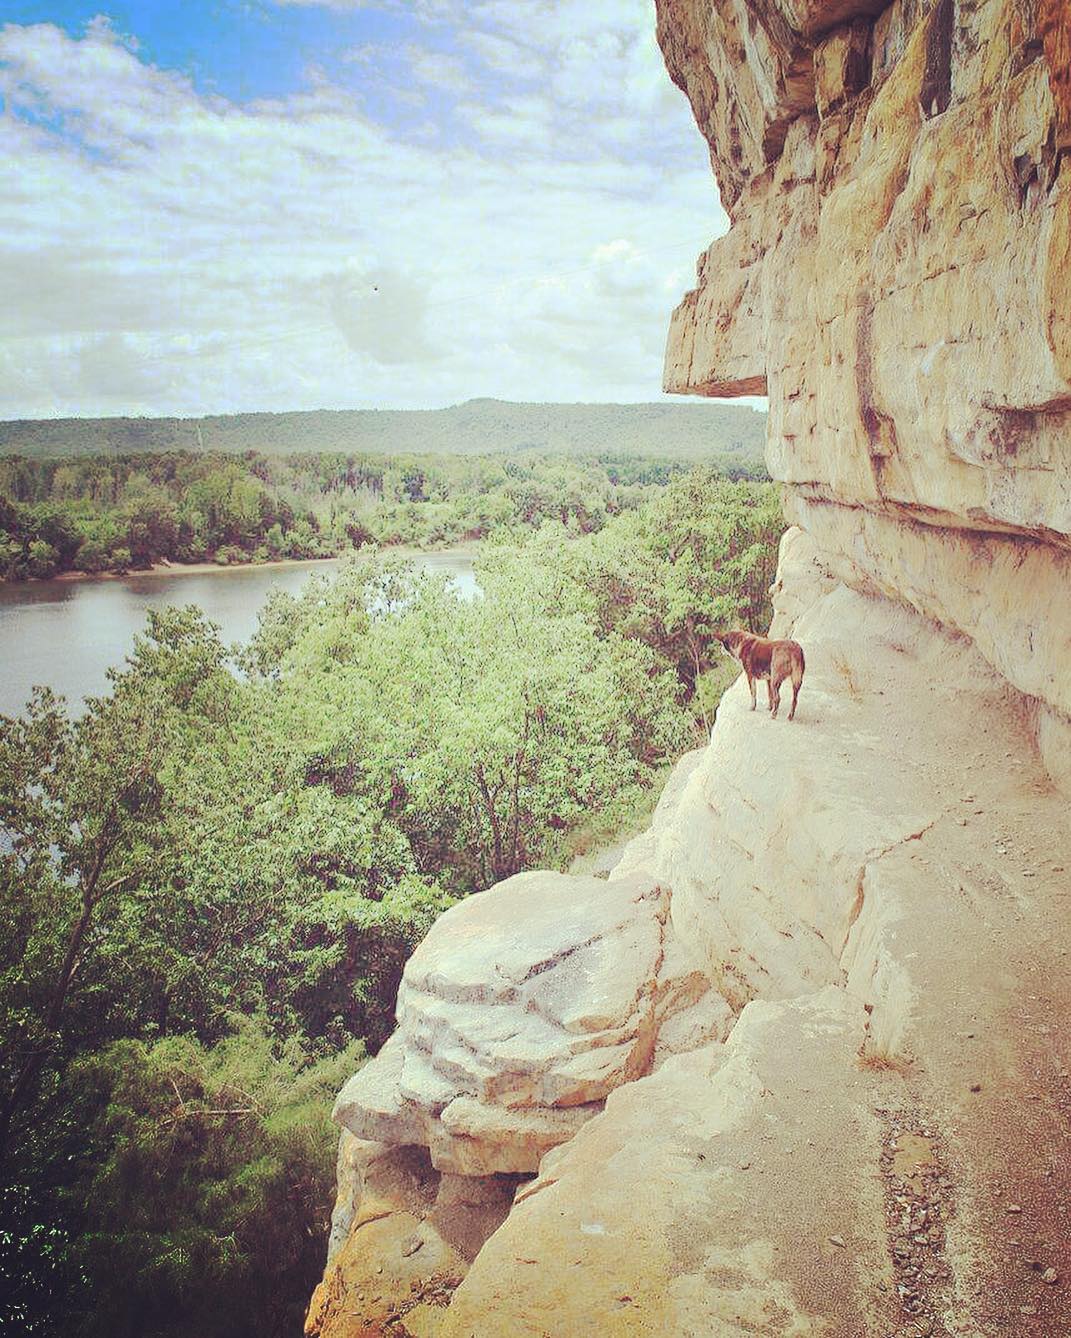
[
  {"left": 0, "top": 446, "right": 769, "bottom": 578},
  {"left": 0, "top": 466, "right": 783, "bottom": 1336},
  {"left": 57, "top": 1019, "right": 364, "bottom": 1338}
]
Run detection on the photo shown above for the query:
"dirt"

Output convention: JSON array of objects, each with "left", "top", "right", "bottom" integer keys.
[{"left": 878, "top": 1112, "right": 955, "bottom": 1336}]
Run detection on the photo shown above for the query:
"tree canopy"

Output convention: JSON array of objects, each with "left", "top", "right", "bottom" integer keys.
[{"left": 0, "top": 466, "right": 782, "bottom": 1336}]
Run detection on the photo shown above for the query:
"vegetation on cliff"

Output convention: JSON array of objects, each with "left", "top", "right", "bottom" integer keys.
[{"left": 0, "top": 468, "right": 781, "bottom": 1336}]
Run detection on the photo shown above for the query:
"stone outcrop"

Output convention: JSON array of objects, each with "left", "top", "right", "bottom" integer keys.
[
  {"left": 331, "top": 870, "right": 730, "bottom": 1178},
  {"left": 310, "top": 2, "right": 1071, "bottom": 1333},
  {"left": 305, "top": 1134, "right": 520, "bottom": 1338},
  {"left": 438, "top": 532, "right": 1071, "bottom": 1335},
  {"left": 661, "top": 0, "right": 1071, "bottom": 783}
]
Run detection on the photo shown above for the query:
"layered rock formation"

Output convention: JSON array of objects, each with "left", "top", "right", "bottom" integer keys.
[
  {"left": 330, "top": 870, "right": 728, "bottom": 1178},
  {"left": 660, "top": 0, "right": 1071, "bottom": 787},
  {"left": 438, "top": 536, "right": 1071, "bottom": 1333},
  {"left": 309, "top": 2, "right": 1071, "bottom": 1333}
]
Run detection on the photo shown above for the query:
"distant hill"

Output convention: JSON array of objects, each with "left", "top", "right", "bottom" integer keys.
[{"left": 0, "top": 399, "right": 767, "bottom": 467}]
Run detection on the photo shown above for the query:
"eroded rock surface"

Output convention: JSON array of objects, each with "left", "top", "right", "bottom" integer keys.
[
  {"left": 305, "top": 1134, "right": 520, "bottom": 1338},
  {"left": 439, "top": 533, "right": 1071, "bottom": 1336},
  {"left": 661, "top": 0, "right": 1071, "bottom": 774},
  {"left": 331, "top": 870, "right": 727, "bottom": 1177},
  {"left": 442, "top": 989, "right": 882, "bottom": 1337}
]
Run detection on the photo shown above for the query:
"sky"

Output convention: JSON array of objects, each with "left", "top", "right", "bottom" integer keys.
[{"left": 0, "top": 1, "right": 738, "bottom": 418}]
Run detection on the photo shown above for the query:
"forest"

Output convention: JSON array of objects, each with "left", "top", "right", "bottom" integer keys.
[
  {"left": 0, "top": 399, "right": 766, "bottom": 463},
  {"left": 1, "top": 466, "right": 782, "bottom": 1337},
  {"left": 0, "top": 447, "right": 765, "bottom": 580}
]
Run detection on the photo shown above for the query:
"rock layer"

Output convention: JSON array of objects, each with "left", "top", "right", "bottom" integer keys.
[
  {"left": 305, "top": 1134, "right": 520, "bottom": 1338},
  {"left": 662, "top": 0, "right": 1071, "bottom": 775},
  {"left": 440, "top": 532, "right": 1071, "bottom": 1335},
  {"left": 331, "top": 870, "right": 728, "bottom": 1177}
]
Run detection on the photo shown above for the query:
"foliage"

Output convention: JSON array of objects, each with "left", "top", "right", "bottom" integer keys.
[
  {"left": 0, "top": 468, "right": 783, "bottom": 1336},
  {"left": 6, "top": 1020, "right": 361, "bottom": 1338},
  {"left": 0, "top": 445, "right": 768, "bottom": 580},
  {"left": 477, "top": 469, "right": 782, "bottom": 725},
  {"left": 0, "top": 1181, "right": 81, "bottom": 1337},
  {"left": 251, "top": 558, "right": 691, "bottom": 888},
  {"left": 0, "top": 399, "right": 766, "bottom": 462}
]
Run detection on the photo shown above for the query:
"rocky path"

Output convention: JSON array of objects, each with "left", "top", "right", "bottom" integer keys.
[
  {"left": 308, "top": 541, "right": 1070, "bottom": 1338},
  {"left": 434, "top": 543, "right": 1071, "bottom": 1336}
]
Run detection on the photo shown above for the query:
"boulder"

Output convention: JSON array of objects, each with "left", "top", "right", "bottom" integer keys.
[{"left": 332, "top": 870, "right": 726, "bottom": 1176}]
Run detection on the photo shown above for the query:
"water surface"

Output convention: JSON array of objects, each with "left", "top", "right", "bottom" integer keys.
[{"left": 0, "top": 552, "right": 476, "bottom": 717}]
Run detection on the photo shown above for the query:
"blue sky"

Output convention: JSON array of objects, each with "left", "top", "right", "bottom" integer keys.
[
  {"left": 0, "top": 2, "right": 739, "bottom": 416},
  {"left": 5, "top": 2, "right": 451, "bottom": 111}
]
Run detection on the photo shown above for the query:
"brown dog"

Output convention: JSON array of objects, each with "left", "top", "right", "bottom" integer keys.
[{"left": 717, "top": 630, "right": 805, "bottom": 721}]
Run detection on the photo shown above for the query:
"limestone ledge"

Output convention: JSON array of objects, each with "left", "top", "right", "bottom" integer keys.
[
  {"left": 331, "top": 869, "right": 729, "bottom": 1178},
  {"left": 313, "top": 526, "right": 1071, "bottom": 1333},
  {"left": 785, "top": 496, "right": 1071, "bottom": 727},
  {"left": 435, "top": 526, "right": 1071, "bottom": 1335}
]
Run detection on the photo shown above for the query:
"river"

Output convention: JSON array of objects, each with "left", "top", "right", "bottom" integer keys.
[{"left": 0, "top": 551, "right": 477, "bottom": 718}]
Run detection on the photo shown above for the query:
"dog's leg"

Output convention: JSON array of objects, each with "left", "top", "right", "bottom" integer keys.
[
  {"left": 767, "top": 679, "right": 775, "bottom": 713},
  {"left": 771, "top": 677, "right": 781, "bottom": 719},
  {"left": 789, "top": 663, "right": 803, "bottom": 721},
  {"left": 747, "top": 672, "right": 756, "bottom": 711}
]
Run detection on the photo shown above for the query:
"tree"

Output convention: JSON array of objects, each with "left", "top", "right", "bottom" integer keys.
[
  {"left": 477, "top": 471, "right": 782, "bottom": 728},
  {"left": 56, "top": 1021, "right": 364, "bottom": 1338},
  {"left": 0, "top": 465, "right": 784, "bottom": 1337},
  {"left": 25, "top": 540, "right": 59, "bottom": 579},
  {"left": 123, "top": 490, "right": 180, "bottom": 567},
  {"left": 0, "top": 685, "right": 168, "bottom": 1165},
  {"left": 251, "top": 553, "right": 691, "bottom": 888}
]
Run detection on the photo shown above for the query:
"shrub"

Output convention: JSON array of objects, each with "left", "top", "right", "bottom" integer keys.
[{"left": 57, "top": 1020, "right": 364, "bottom": 1338}]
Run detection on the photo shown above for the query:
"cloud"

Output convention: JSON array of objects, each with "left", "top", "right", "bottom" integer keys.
[
  {"left": 328, "top": 266, "right": 442, "bottom": 364},
  {"left": 0, "top": 9, "right": 733, "bottom": 418},
  {"left": 462, "top": 31, "right": 545, "bottom": 82},
  {"left": 405, "top": 46, "right": 473, "bottom": 95}
]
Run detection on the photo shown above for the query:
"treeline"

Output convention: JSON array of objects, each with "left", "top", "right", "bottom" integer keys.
[
  {"left": 1, "top": 472, "right": 782, "bottom": 1337},
  {"left": 0, "top": 448, "right": 765, "bottom": 579},
  {"left": 0, "top": 399, "right": 767, "bottom": 462}
]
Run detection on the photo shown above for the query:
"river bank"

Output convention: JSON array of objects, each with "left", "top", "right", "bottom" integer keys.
[{"left": 14, "top": 542, "right": 481, "bottom": 588}]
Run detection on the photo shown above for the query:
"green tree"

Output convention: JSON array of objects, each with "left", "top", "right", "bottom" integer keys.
[
  {"left": 253, "top": 554, "right": 691, "bottom": 886},
  {"left": 60, "top": 1021, "right": 363, "bottom": 1338},
  {"left": 25, "top": 539, "right": 59, "bottom": 579}
]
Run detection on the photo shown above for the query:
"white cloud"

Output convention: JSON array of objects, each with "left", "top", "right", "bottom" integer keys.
[
  {"left": 328, "top": 265, "right": 443, "bottom": 363},
  {"left": 405, "top": 46, "right": 473, "bottom": 95},
  {"left": 0, "top": 8, "right": 731, "bottom": 418},
  {"left": 462, "top": 31, "right": 545, "bottom": 82}
]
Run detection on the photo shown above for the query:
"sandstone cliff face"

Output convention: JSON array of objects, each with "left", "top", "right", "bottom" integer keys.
[
  {"left": 309, "top": 3, "right": 1071, "bottom": 1334},
  {"left": 661, "top": 0, "right": 1071, "bottom": 789}
]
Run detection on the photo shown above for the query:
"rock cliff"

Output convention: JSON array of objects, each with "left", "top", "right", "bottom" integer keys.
[{"left": 308, "top": 2, "right": 1071, "bottom": 1334}]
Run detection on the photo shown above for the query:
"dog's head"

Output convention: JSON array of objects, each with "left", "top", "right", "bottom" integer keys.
[{"left": 715, "top": 629, "right": 745, "bottom": 657}]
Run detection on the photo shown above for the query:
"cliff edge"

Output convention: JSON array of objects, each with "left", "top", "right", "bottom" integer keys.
[{"left": 308, "top": 2, "right": 1071, "bottom": 1333}]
